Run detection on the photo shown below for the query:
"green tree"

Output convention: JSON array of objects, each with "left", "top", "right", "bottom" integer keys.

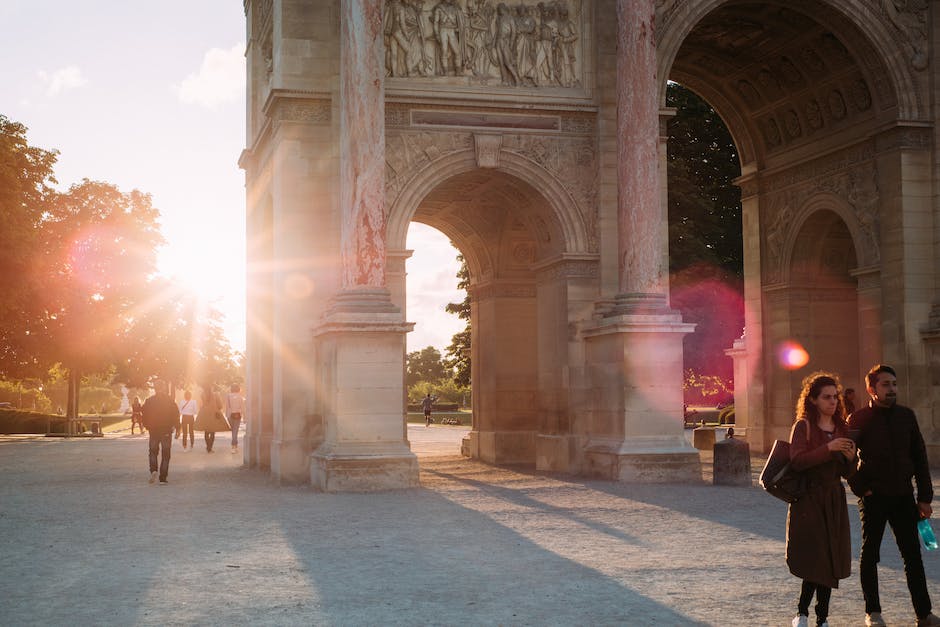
[
  {"left": 0, "top": 116, "right": 59, "bottom": 379},
  {"left": 667, "top": 83, "right": 744, "bottom": 385},
  {"left": 666, "top": 82, "right": 742, "bottom": 277},
  {"left": 443, "top": 252, "right": 471, "bottom": 387},
  {"left": 406, "top": 346, "right": 447, "bottom": 388},
  {"left": 114, "top": 283, "right": 241, "bottom": 392},
  {"left": 35, "top": 180, "right": 164, "bottom": 418}
]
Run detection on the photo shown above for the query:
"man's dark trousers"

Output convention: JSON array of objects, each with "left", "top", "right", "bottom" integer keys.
[
  {"left": 149, "top": 431, "right": 172, "bottom": 482},
  {"left": 859, "top": 493, "right": 932, "bottom": 617}
]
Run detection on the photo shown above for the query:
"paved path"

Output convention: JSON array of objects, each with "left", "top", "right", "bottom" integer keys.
[{"left": 1, "top": 426, "right": 939, "bottom": 626}]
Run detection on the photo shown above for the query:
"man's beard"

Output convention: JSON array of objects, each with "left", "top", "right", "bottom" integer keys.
[{"left": 881, "top": 394, "right": 897, "bottom": 406}]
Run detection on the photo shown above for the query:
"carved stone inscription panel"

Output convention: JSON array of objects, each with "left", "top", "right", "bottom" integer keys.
[{"left": 384, "top": 0, "right": 583, "bottom": 88}]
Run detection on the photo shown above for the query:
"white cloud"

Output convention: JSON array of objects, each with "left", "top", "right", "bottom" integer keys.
[
  {"left": 37, "top": 66, "right": 88, "bottom": 96},
  {"left": 175, "top": 43, "right": 245, "bottom": 109}
]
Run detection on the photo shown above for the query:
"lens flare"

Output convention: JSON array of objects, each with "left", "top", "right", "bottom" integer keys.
[{"left": 778, "top": 341, "right": 810, "bottom": 370}]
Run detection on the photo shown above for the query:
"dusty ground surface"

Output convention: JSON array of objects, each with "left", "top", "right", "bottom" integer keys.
[{"left": 2, "top": 424, "right": 939, "bottom": 626}]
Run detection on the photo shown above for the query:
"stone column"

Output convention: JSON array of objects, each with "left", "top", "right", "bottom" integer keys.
[
  {"left": 580, "top": 0, "right": 699, "bottom": 483},
  {"left": 724, "top": 335, "right": 748, "bottom": 436},
  {"left": 614, "top": 0, "right": 667, "bottom": 312},
  {"left": 311, "top": 0, "right": 417, "bottom": 491}
]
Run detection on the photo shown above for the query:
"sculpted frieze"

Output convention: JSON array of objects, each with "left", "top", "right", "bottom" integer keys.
[
  {"left": 763, "top": 161, "right": 880, "bottom": 284},
  {"left": 385, "top": 130, "right": 474, "bottom": 199},
  {"left": 881, "top": 0, "right": 928, "bottom": 71},
  {"left": 270, "top": 98, "right": 331, "bottom": 124},
  {"left": 384, "top": 127, "right": 598, "bottom": 251},
  {"left": 501, "top": 133, "right": 597, "bottom": 247},
  {"left": 383, "top": 0, "right": 583, "bottom": 88},
  {"left": 534, "top": 258, "right": 598, "bottom": 282}
]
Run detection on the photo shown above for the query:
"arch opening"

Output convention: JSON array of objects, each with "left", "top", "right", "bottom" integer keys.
[
  {"left": 395, "top": 167, "right": 583, "bottom": 467},
  {"left": 666, "top": 1, "right": 899, "bottom": 449}
]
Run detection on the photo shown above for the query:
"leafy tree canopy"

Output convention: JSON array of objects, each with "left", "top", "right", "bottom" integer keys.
[
  {"left": 667, "top": 83, "right": 745, "bottom": 385},
  {"left": 407, "top": 346, "right": 448, "bottom": 388}
]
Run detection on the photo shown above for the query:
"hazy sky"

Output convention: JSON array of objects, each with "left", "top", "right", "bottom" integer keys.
[{"left": 1, "top": 1, "right": 463, "bottom": 355}]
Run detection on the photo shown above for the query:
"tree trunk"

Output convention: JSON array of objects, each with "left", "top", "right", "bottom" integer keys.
[{"left": 66, "top": 368, "right": 81, "bottom": 433}]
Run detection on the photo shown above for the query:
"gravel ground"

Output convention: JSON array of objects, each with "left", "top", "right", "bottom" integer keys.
[{"left": 1, "top": 425, "right": 939, "bottom": 626}]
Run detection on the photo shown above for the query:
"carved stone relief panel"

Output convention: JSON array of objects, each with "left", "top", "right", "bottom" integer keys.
[
  {"left": 880, "top": 0, "right": 928, "bottom": 71},
  {"left": 385, "top": 123, "right": 598, "bottom": 252},
  {"left": 762, "top": 158, "right": 880, "bottom": 285},
  {"left": 500, "top": 132, "right": 597, "bottom": 249},
  {"left": 383, "top": 0, "right": 584, "bottom": 89}
]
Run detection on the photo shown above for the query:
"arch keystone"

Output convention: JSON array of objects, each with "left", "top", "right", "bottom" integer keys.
[{"left": 474, "top": 133, "right": 503, "bottom": 169}]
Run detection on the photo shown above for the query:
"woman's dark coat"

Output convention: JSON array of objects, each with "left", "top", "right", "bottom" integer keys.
[{"left": 785, "top": 418, "right": 855, "bottom": 588}]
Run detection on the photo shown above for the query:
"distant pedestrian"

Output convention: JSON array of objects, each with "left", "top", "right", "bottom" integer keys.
[
  {"left": 848, "top": 364, "right": 939, "bottom": 627},
  {"left": 130, "top": 397, "right": 144, "bottom": 435},
  {"left": 195, "top": 384, "right": 228, "bottom": 453},
  {"left": 225, "top": 383, "right": 246, "bottom": 454},
  {"left": 178, "top": 390, "right": 198, "bottom": 451},
  {"left": 422, "top": 394, "right": 435, "bottom": 427},
  {"left": 787, "top": 372, "right": 856, "bottom": 627},
  {"left": 843, "top": 388, "right": 856, "bottom": 415},
  {"left": 142, "top": 380, "right": 180, "bottom": 485}
]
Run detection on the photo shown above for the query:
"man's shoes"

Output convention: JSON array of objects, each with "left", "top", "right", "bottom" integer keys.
[
  {"left": 791, "top": 615, "right": 808, "bottom": 627},
  {"left": 231, "top": 445, "right": 237, "bottom": 454},
  {"left": 159, "top": 479, "right": 168, "bottom": 485},
  {"left": 917, "top": 613, "right": 940, "bottom": 627},
  {"left": 149, "top": 471, "right": 158, "bottom": 484},
  {"left": 866, "top": 612, "right": 886, "bottom": 626}
]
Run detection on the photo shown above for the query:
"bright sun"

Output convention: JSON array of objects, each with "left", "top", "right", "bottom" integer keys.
[{"left": 157, "top": 246, "right": 247, "bottom": 351}]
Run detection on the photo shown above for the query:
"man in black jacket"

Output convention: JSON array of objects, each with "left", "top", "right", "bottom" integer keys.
[
  {"left": 848, "top": 364, "right": 939, "bottom": 627},
  {"left": 142, "top": 380, "right": 180, "bottom": 485}
]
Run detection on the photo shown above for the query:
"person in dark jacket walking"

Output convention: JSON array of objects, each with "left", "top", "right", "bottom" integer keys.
[
  {"left": 848, "top": 364, "right": 940, "bottom": 627},
  {"left": 142, "top": 380, "right": 180, "bottom": 485},
  {"left": 786, "top": 372, "right": 856, "bottom": 627}
]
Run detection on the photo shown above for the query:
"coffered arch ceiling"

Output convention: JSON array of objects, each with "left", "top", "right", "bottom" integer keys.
[
  {"left": 411, "top": 169, "right": 565, "bottom": 283},
  {"left": 667, "top": 2, "right": 899, "bottom": 167}
]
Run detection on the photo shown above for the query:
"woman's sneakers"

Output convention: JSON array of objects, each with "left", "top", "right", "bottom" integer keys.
[{"left": 792, "top": 615, "right": 808, "bottom": 627}]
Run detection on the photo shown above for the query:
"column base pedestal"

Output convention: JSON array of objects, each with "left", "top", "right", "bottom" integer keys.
[
  {"left": 243, "top": 432, "right": 273, "bottom": 470},
  {"left": 310, "top": 446, "right": 418, "bottom": 492},
  {"left": 471, "top": 430, "right": 536, "bottom": 465},
  {"left": 585, "top": 437, "right": 703, "bottom": 483},
  {"left": 536, "top": 434, "right": 577, "bottom": 473}
]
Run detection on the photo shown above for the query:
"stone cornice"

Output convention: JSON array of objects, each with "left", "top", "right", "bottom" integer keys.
[
  {"left": 262, "top": 89, "right": 332, "bottom": 125},
  {"left": 469, "top": 281, "right": 537, "bottom": 301}
]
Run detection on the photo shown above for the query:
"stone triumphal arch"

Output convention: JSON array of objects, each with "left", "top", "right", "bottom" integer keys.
[{"left": 239, "top": 0, "right": 940, "bottom": 491}]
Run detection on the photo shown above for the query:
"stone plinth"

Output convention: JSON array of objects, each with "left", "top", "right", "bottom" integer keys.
[
  {"left": 713, "top": 437, "right": 751, "bottom": 486},
  {"left": 581, "top": 309, "right": 701, "bottom": 483},
  {"left": 693, "top": 427, "right": 716, "bottom": 450},
  {"left": 311, "top": 290, "right": 418, "bottom": 492},
  {"left": 311, "top": 444, "right": 418, "bottom": 493}
]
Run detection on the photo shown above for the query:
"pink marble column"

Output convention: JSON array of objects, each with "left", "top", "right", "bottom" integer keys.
[
  {"left": 616, "top": 0, "right": 666, "bottom": 309},
  {"left": 340, "top": 0, "right": 386, "bottom": 290}
]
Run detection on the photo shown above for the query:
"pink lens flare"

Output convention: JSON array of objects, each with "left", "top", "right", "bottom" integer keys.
[{"left": 778, "top": 341, "right": 810, "bottom": 370}]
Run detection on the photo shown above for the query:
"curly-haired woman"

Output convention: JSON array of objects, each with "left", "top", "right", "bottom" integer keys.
[{"left": 787, "top": 372, "right": 857, "bottom": 627}]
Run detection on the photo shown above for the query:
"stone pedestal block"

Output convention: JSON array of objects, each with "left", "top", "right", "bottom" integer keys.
[
  {"left": 580, "top": 310, "right": 700, "bottom": 483},
  {"left": 536, "top": 434, "right": 576, "bottom": 473},
  {"left": 311, "top": 290, "right": 418, "bottom": 492},
  {"left": 585, "top": 436, "right": 702, "bottom": 482},
  {"left": 713, "top": 437, "right": 751, "bottom": 486},
  {"left": 311, "top": 445, "right": 418, "bottom": 492},
  {"left": 477, "top": 430, "right": 537, "bottom": 464},
  {"left": 693, "top": 427, "right": 715, "bottom": 450}
]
